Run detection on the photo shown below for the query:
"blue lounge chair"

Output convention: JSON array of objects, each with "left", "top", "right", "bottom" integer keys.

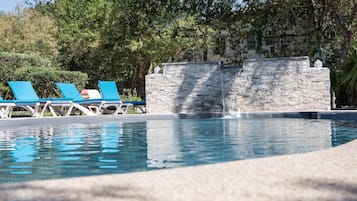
[
  {"left": 98, "top": 80, "right": 133, "bottom": 114},
  {"left": 8, "top": 81, "right": 94, "bottom": 117},
  {"left": 98, "top": 80, "right": 146, "bottom": 113},
  {"left": 56, "top": 82, "right": 118, "bottom": 115}
]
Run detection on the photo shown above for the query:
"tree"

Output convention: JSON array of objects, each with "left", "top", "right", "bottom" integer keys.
[
  {"left": 52, "top": 0, "right": 112, "bottom": 85},
  {"left": 0, "top": 7, "right": 58, "bottom": 59},
  {"left": 181, "top": 0, "right": 236, "bottom": 61},
  {"left": 240, "top": 0, "right": 357, "bottom": 66},
  {"left": 99, "top": 0, "right": 184, "bottom": 97},
  {"left": 330, "top": 0, "right": 357, "bottom": 65},
  {"left": 23, "top": 0, "right": 357, "bottom": 104}
]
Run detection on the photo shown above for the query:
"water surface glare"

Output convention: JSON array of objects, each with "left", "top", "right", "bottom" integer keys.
[{"left": 0, "top": 118, "right": 356, "bottom": 183}]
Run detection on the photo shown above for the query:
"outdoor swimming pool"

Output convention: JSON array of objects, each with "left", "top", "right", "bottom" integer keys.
[{"left": 0, "top": 117, "right": 356, "bottom": 183}]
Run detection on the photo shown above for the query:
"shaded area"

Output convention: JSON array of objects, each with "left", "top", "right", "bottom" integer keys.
[
  {"left": 174, "top": 62, "right": 237, "bottom": 114},
  {"left": 172, "top": 59, "right": 295, "bottom": 114},
  {"left": 0, "top": 183, "right": 150, "bottom": 201},
  {"left": 236, "top": 59, "right": 311, "bottom": 112},
  {"left": 165, "top": 57, "right": 329, "bottom": 114},
  {"left": 331, "top": 120, "right": 357, "bottom": 146},
  {"left": 292, "top": 178, "right": 357, "bottom": 201}
]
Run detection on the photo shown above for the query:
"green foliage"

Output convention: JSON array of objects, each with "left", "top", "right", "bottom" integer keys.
[
  {"left": 13, "top": 67, "right": 88, "bottom": 98},
  {"left": 46, "top": 0, "right": 236, "bottom": 95},
  {"left": 341, "top": 48, "right": 357, "bottom": 91},
  {"left": 8, "top": 0, "right": 236, "bottom": 98},
  {"left": 0, "top": 83, "right": 10, "bottom": 98},
  {"left": 0, "top": 51, "right": 54, "bottom": 98},
  {"left": 0, "top": 52, "right": 87, "bottom": 99},
  {"left": 240, "top": 0, "right": 357, "bottom": 66},
  {"left": 181, "top": 0, "right": 236, "bottom": 60},
  {"left": 126, "top": 15, "right": 214, "bottom": 65},
  {"left": 333, "top": 47, "right": 357, "bottom": 106},
  {"left": 2, "top": 0, "right": 357, "bottom": 107},
  {"left": 0, "top": 51, "right": 52, "bottom": 68},
  {"left": 0, "top": 8, "right": 58, "bottom": 58},
  {"left": 54, "top": 0, "right": 112, "bottom": 84},
  {"left": 121, "top": 95, "right": 142, "bottom": 101}
]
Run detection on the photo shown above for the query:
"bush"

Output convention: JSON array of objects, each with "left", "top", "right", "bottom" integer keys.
[
  {"left": 0, "top": 52, "right": 88, "bottom": 99},
  {"left": 11, "top": 67, "right": 88, "bottom": 98},
  {"left": 0, "top": 51, "right": 52, "bottom": 68},
  {"left": 0, "top": 51, "right": 54, "bottom": 93},
  {"left": 336, "top": 48, "right": 357, "bottom": 106}
]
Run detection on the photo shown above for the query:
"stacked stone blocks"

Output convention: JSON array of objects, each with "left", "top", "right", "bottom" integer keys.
[{"left": 145, "top": 57, "right": 330, "bottom": 114}]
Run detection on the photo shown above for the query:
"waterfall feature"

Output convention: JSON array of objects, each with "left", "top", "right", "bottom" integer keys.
[
  {"left": 219, "top": 62, "right": 226, "bottom": 117},
  {"left": 145, "top": 57, "right": 331, "bottom": 114},
  {"left": 220, "top": 62, "right": 241, "bottom": 119}
]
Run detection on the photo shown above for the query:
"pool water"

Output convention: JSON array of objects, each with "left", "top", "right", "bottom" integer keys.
[{"left": 0, "top": 118, "right": 356, "bottom": 183}]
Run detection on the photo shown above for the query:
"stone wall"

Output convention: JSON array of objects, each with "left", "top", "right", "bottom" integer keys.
[{"left": 145, "top": 57, "right": 331, "bottom": 114}]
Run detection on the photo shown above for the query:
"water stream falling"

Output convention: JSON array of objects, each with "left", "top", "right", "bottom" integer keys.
[
  {"left": 219, "top": 62, "right": 241, "bottom": 119},
  {"left": 219, "top": 61, "right": 226, "bottom": 117}
]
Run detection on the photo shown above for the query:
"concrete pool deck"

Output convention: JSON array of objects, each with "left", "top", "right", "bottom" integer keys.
[
  {"left": 0, "top": 112, "right": 357, "bottom": 200},
  {"left": 0, "top": 139, "right": 356, "bottom": 201}
]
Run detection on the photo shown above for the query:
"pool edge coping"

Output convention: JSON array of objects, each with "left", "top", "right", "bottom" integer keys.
[{"left": 2, "top": 110, "right": 357, "bottom": 128}]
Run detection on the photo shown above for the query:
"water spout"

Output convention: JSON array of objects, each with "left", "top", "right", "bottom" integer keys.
[{"left": 219, "top": 61, "right": 226, "bottom": 117}]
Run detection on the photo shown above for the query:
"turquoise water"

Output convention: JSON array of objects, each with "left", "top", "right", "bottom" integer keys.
[{"left": 0, "top": 118, "right": 356, "bottom": 183}]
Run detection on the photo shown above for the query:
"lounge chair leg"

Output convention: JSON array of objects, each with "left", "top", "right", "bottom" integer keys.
[
  {"left": 8, "top": 106, "right": 13, "bottom": 118},
  {"left": 64, "top": 104, "right": 74, "bottom": 116},
  {"left": 41, "top": 102, "right": 51, "bottom": 117},
  {"left": 112, "top": 103, "right": 123, "bottom": 115},
  {"left": 73, "top": 103, "right": 97, "bottom": 116},
  {"left": 25, "top": 105, "right": 41, "bottom": 117},
  {"left": 88, "top": 105, "right": 101, "bottom": 115},
  {"left": 48, "top": 106, "right": 57, "bottom": 117},
  {"left": 4, "top": 105, "right": 14, "bottom": 118},
  {"left": 120, "top": 103, "right": 133, "bottom": 114},
  {"left": 0, "top": 108, "right": 6, "bottom": 118},
  {"left": 35, "top": 104, "right": 42, "bottom": 117}
]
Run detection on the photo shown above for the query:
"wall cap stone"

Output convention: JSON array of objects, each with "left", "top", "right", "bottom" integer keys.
[
  {"left": 244, "top": 56, "right": 309, "bottom": 63},
  {"left": 162, "top": 61, "right": 221, "bottom": 66}
]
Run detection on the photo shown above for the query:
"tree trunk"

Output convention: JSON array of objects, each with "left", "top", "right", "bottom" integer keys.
[{"left": 203, "top": 24, "right": 208, "bottom": 61}]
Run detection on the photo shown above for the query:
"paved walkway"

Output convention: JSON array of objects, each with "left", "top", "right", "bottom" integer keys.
[{"left": 0, "top": 140, "right": 356, "bottom": 201}]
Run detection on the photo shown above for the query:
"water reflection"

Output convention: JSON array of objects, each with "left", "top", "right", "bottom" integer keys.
[
  {"left": 0, "top": 118, "right": 356, "bottom": 183},
  {"left": 12, "top": 138, "right": 36, "bottom": 163},
  {"left": 0, "top": 122, "right": 149, "bottom": 182},
  {"left": 330, "top": 120, "right": 357, "bottom": 146},
  {"left": 146, "top": 118, "right": 332, "bottom": 168}
]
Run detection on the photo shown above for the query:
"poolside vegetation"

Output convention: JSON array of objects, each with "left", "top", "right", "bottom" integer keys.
[
  {"left": 0, "top": 52, "right": 87, "bottom": 99},
  {"left": 0, "top": 0, "right": 357, "bottom": 106}
]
